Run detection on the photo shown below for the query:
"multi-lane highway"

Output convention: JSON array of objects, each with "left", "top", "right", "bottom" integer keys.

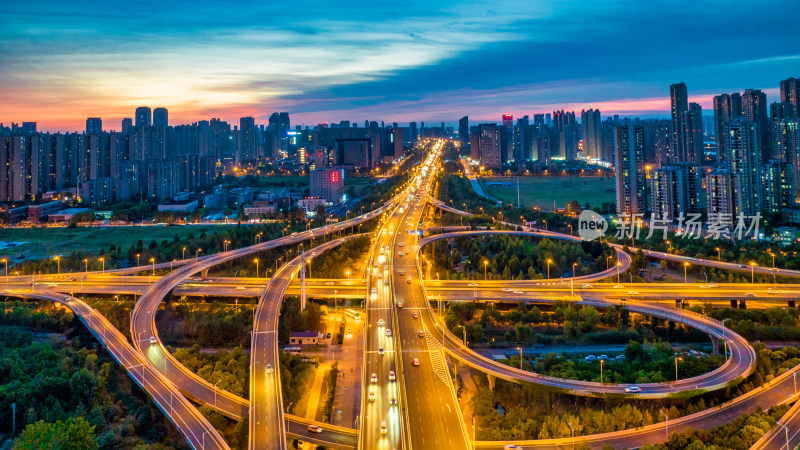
[
  {"left": 390, "top": 146, "right": 472, "bottom": 450},
  {"left": 250, "top": 235, "right": 363, "bottom": 450}
]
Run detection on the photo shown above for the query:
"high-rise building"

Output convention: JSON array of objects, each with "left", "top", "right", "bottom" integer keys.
[
  {"left": 153, "top": 107, "right": 168, "bottom": 128},
  {"left": 713, "top": 93, "right": 742, "bottom": 163},
  {"left": 502, "top": 114, "right": 513, "bottom": 129},
  {"left": 458, "top": 116, "right": 469, "bottom": 148},
  {"left": 85, "top": 118, "right": 102, "bottom": 135},
  {"left": 761, "top": 160, "right": 795, "bottom": 213},
  {"left": 238, "top": 117, "right": 257, "bottom": 164},
  {"left": 552, "top": 110, "right": 578, "bottom": 160},
  {"left": 310, "top": 168, "right": 344, "bottom": 203},
  {"left": 780, "top": 77, "right": 800, "bottom": 111},
  {"left": 682, "top": 103, "right": 703, "bottom": 164},
  {"left": 614, "top": 125, "right": 646, "bottom": 214},
  {"left": 392, "top": 128, "right": 403, "bottom": 160},
  {"left": 477, "top": 124, "right": 502, "bottom": 170},
  {"left": 268, "top": 112, "right": 290, "bottom": 156},
  {"left": 135, "top": 107, "right": 152, "bottom": 128},
  {"left": 705, "top": 169, "right": 735, "bottom": 225},
  {"left": 725, "top": 118, "right": 762, "bottom": 217},
  {"left": 581, "top": 109, "right": 602, "bottom": 160},
  {"left": 742, "top": 89, "right": 770, "bottom": 160},
  {"left": 670, "top": 82, "right": 688, "bottom": 163},
  {"left": 335, "top": 138, "right": 372, "bottom": 169},
  {"left": 650, "top": 163, "right": 702, "bottom": 220},
  {"left": 121, "top": 118, "right": 133, "bottom": 134},
  {"left": 514, "top": 116, "right": 530, "bottom": 161},
  {"left": 772, "top": 119, "right": 800, "bottom": 201}
]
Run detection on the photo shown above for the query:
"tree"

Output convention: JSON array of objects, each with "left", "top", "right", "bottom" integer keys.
[{"left": 15, "top": 417, "right": 98, "bottom": 450}]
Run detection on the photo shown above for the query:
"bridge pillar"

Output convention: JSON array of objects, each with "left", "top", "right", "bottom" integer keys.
[
  {"left": 300, "top": 253, "right": 307, "bottom": 311},
  {"left": 487, "top": 374, "right": 496, "bottom": 391},
  {"left": 710, "top": 336, "right": 720, "bottom": 355},
  {"left": 200, "top": 268, "right": 209, "bottom": 277}
]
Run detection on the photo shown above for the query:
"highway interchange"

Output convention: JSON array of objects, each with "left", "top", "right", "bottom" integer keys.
[{"left": 3, "top": 139, "right": 800, "bottom": 449}]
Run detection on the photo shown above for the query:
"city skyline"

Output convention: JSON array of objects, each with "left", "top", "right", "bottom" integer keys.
[{"left": 3, "top": 0, "right": 800, "bottom": 131}]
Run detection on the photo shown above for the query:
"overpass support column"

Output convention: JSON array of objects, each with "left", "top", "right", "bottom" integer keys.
[
  {"left": 200, "top": 268, "right": 209, "bottom": 277},
  {"left": 487, "top": 374, "right": 496, "bottom": 391},
  {"left": 710, "top": 336, "right": 720, "bottom": 355},
  {"left": 300, "top": 252, "right": 307, "bottom": 311}
]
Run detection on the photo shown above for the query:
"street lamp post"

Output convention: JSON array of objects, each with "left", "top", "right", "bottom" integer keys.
[
  {"left": 196, "top": 249, "right": 201, "bottom": 261},
  {"left": 675, "top": 355, "right": 682, "bottom": 381},
  {"left": 254, "top": 259, "right": 259, "bottom": 278},
  {"left": 750, "top": 261, "right": 756, "bottom": 283},
  {"left": 567, "top": 422, "right": 575, "bottom": 450},
  {"left": 99, "top": 258, "right": 104, "bottom": 273},
  {"left": 660, "top": 409, "right": 669, "bottom": 441},
  {"left": 572, "top": 262, "right": 577, "bottom": 278},
  {"left": 715, "top": 247, "right": 721, "bottom": 261},
  {"left": 1, "top": 259, "right": 7, "bottom": 289},
  {"left": 346, "top": 270, "right": 351, "bottom": 280},
  {"left": 516, "top": 347, "right": 522, "bottom": 370},
  {"left": 617, "top": 262, "right": 621, "bottom": 283},
  {"left": 483, "top": 260, "right": 488, "bottom": 281},
  {"left": 182, "top": 247, "right": 186, "bottom": 260},
  {"left": 150, "top": 258, "right": 155, "bottom": 275},
  {"left": 546, "top": 259, "right": 552, "bottom": 279},
  {"left": 600, "top": 358, "right": 604, "bottom": 383},
  {"left": 84, "top": 259, "right": 88, "bottom": 272},
  {"left": 53, "top": 256, "right": 60, "bottom": 274},
  {"left": 684, "top": 262, "right": 689, "bottom": 283}
]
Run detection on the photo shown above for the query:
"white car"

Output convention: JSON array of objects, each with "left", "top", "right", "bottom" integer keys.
[
  {"left": 370, "top": 373, "right": 378, "bottom": 383},
  {"left": 504, "top": 445, "right": 523, "bottom": 450},
  {"left": 378, "top": 318, "right": 385, "bottom": 326},
  {"left": 380, "top": 421, "right": 387, "bottom": 435},
  {"left": 149, "top": 336, "right": 157, "bottom": 344},
  {"left": 502, "top": 288, "right": 512, "bottom": 292},
  {"left": 625, "top": 386, "right": 642, "bottom": 393},
  {"left": 584, "top": 355, "right": 596, "bottom": 361},
  {"left": 412, "top": 358, "right": 420, "bottom": 366},
  {"left": 236, "top": 286, "right": 246, "bottom": 290},
  {"left": 513, "top": 290, "right": 523, "bottom": 294},
  {"left": 388, "top": 370, "right": 396, "bottom": 381},
  {"left": 266, "top": 364, "right": 273, "bottom": 373},
  {"left": 468, "top": 283, "right": 478, "bottom": 287},
  {"left": 307, "top": 425, "right": 323, "bottom": 434},
  {"left": 627, "top": 291, "right": 639, "bottom": 295},
  {"left": 386, "top": 329, "right": 392, "bottom": 337},
  {"left": 369, "top": 391, "right": 376, "bottom": 402}
]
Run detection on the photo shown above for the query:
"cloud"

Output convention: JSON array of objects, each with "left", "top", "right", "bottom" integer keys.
[{"left": 1, "top": 0, "right": 799, "bottom": 131}]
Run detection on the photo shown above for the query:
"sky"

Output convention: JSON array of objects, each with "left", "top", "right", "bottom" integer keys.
[{"left": 2, "top": 0, "right": 800, "bottom": 132}]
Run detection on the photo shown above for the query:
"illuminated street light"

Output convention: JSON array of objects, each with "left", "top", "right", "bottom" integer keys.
[
  {"left": 750, "top": 261, "right": 756, "bottom": 283},
  {"left": 150, "top": 257, "right": 156, "bottom": 275},
  {"left": 546, "top": 258, "right": 552, "bottom": 279},
  {"left": 684, "top": 262, "right": 689, "bottom": 283},
  {"left": 346, "top": 269, "right": 351, "bottom": 280},
  {"left": 715, "top": 247, "right": 721, "bottom": 262},
  {"left": 136, "top": 253, "right": 141, "bottom": 267},
  {"left": 254, "top": 258, "right": 259, "bottom": 278},
  {"left": 675, "top": 355, "right": 682, "bottom": 381},
  {"left": 53, "top": 256, "right": 60, "bottom": 274},
  {"left": 99, "top": 258, "right": 105, "bottom": 273},
  {"left": 483, "top": 260, "right": 488, "bottom": 281}
]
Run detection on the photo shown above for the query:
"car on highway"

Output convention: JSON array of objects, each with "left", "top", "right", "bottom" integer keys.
[
  {"left": 613, "top": 285, "right": 624, "bottom": 288},
  {"left": 307, "top": 425, "right": 323, "bottom": 434},
  {"left": 418, "top": 330, "right": 424, "bottom": 337},
  {"left": 386, "top": 329, "right": 392, "bottom": 337},
  {"left": 513, "top": 290, "right": 523, "bottom": 294},
  {"left": 398, "top": 252, "right": 403, "bottom": 256},
  {"left": 236, "top": 286, "right": 246, "bottom": 290},
  {"left": 149, "top": 336, "right": 157, "bottom": 344},
  {"left": 266, "top": 364, "right": 273, "bottom": 373},
  {"left": 406, "top": 279, "right": 412, "bottom": 284},
  {"left": 502, "top": 288, "right": 512, "bottom": 292},
  {"left": 384, "top": 278, "right": 390, "bottom": 285},
  {"left": 599, "top": 354, "right": 609, "bottom": 360},
  {"left": 380, "top": 421, "right": 388, "bottom": 435},
  {"left": 627, "top": 291, "right": 639, "bottom": 295},
  {"left": 378, "top": 318, "right": 385, "bottom": 326},
  {"left": 399, "top": 271, "right": 405, "bottom": 276},
  {"left": 582, "top": 284, "right": 593, "bottom": 288},
  {"left": 369, "top": 392, "right": 376, "bottom": 402},
  {"left": 412, "top": 358, "right": 420, "bottom": 366},
  {"left": 504, "top": 445, "right": 523, "bottom": 450},
  {"left": 388, "top": 370, "right": 396, "bottom": 381},
  {"left": 412, "top": 312, "right": 419, "bottom": 319},
  {"left": 371, "top": 287, "right": 377, "bottom": 294},
  {"left": 390, "top": 398, "right": 397, "bottom": 406},
  {"left": 378, "top": 347, "right": 384, "bottom": 355},
  {"left": 370, "top": 373, "right": 378, "bottom": 383},
  {"left": 584, "top": 355, "right": 596, "bottom": 361},
  {"left": 625, "top": 386, "right": 642, "bottom": 393},
  {"left": 468, "top": 283, "right": 478, "bottom": 287},
  {"left": 325, "top": 281, "right": 334, "bottom": 285},
  {"left": 397, "top": 302, "right": 403, "bottom": 308}
]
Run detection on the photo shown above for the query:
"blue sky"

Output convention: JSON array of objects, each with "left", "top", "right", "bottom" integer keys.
[{"left": 1, "top": 0, "right": 799, "bottom": 131}]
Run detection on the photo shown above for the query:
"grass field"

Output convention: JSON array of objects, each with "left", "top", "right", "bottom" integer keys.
[
  {"left": 0, "top": 224, "right": 242, "bottom": 261},
  {"left": 483, "top": 176, "right": 615, "bottom": 209}
]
